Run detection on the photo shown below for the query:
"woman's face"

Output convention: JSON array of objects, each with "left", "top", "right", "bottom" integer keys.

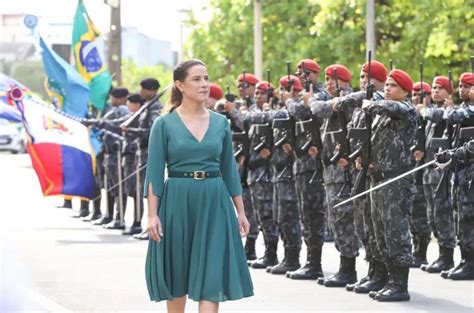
[{"left": 178, "top": 64, "right": 210, "bottom": 103}]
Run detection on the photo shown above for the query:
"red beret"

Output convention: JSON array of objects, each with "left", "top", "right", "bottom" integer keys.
[
  {"left": 362, "top": 60, "right": 387, "bottom": 83},
  {"left": 325, "top": 64, "right": 352, "bottom": 82},
  {"left": 413, "top": 82, "right": 432, "bottom": 94},
  {"left": 209, "top": 83, "right": 223, "bottom": 100},
  {"left": 256, "top": 81, "right": 271, "bottom": 91},
  {"left": 460, "top": 72, "right": 474, "bottom": 86},
  {"left": 389, "top": 69, "right": 413, "bottom": 92},
  {"left": 238, "top": 73, "right": 259, "bottom": 86},
  {"left": 433, "top": 76, "right": 452, "bottom": 94},
  {"left": 297, "top": 59, "right": 320, "bottom": 73},
  {"left": 279, "top": 75, "right": 303, "bottom": 92}
]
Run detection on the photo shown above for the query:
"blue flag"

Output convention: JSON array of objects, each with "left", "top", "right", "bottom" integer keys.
[
  {"left": 39, "top": 36, "right": 89, "bottom": 118},
  {"left": 0, "top": 100, "right": 21, "bottom": 122}
]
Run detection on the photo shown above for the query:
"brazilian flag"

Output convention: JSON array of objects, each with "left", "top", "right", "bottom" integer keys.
[{"left": 72, "top": 0, "right": 112, "bottom": 111}]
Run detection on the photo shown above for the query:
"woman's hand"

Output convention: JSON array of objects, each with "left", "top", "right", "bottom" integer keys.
[
  {"left": 147, "top": 215, "right": 163, "bottom": 242},
  {"left": 238, "top": 213, "right": 250, "bottom": 238}
]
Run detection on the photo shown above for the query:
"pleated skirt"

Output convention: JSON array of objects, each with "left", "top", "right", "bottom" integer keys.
[{"left": 145, "top": 177, "right": 254, "bottom": 302}]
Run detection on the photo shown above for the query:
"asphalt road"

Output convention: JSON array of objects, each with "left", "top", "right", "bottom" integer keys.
[{"left": 0, "top": 153, "right": 473, "bottom": 312}]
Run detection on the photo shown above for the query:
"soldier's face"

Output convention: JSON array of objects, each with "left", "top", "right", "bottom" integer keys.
[
  {"left": 459, "top": 82, "right": 471, "bottom": 101},
  {"left": 412, "top": 90, "right": 431, "bottom": 105},
  {"left": 255, "top": 89, "right": 269, "bottom": 106},
  {"left": 127, "top": 101, "right": 141, "bottom": 113},
  {"left": 431, "top": 84, "right": 450, "bottom": 103},
  {"left": 359, "top": 70, "right": 369, "bottom": 90},
  {"left": 176, "top": 64, "right": 209, "bottom": 104},
  {"left": 384, "top": 77, "right": 408, "bottom": 101}
]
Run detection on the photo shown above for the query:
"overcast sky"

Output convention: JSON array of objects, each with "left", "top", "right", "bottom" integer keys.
[{"left": 0, "top": 0, "right": 209, "bottom": 50}]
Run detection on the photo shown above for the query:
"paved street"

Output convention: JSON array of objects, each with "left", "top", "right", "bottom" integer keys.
[{"left": 1, "top": 153, "right": 473, "bottom": 313}]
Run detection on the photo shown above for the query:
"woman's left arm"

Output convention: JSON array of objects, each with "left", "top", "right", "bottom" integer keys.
[{"left": 232, "top": 195, "right": 250, "bottom": 237}]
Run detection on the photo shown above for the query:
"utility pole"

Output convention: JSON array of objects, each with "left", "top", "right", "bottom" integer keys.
[
  {"left": 366, "top": 0, "right": 376, "bottom": 59},
  {"left": 106, "top": 0, "right": 122, "bottom": 85},
  {"left": 253, "top": 0, "right": 262, "bottom": 79}
]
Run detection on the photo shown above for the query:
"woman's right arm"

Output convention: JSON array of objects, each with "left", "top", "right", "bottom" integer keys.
[
  {"left": 147, "top": 185, "right": 163, "bottom": 242},
  {"left": 143, "top": 117, "right": 167, "bottom": 242}
]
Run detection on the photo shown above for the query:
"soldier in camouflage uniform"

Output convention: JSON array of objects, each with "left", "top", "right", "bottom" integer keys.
[
  {"left": 286, "top": 59, "right": 327, "bottom": 280},
  {"left": 308, "top": 65, "right": 359, "bottom": 287},
  {"left": 410, "top": 82, "right": 433, "bottom": 267},
  {"left": 265, "top": 75, "right": 302, "bottom": 275},
  {"left": 438, "top": 73, "right": 474, "bottom": 280},
  {"left": 99, "top": 94, "right": 147, "bottom": 235},
  {"left": 334, "top": 60, "right": 389, "bottom": 293},
  {"left": 361, "top": 69, "right": 416, "bottom": 302},
  {"left": 417, "top": 76, "right": 456, "bottom": 273},
  {"left": 127, "top": 78, "right": 163, "bottom": 240},
  {"left": 225, "top": 81, "right": 280, "bottom": 268},
  {"left": 85, "top": 88, "right": 130, "bottom": 229}
]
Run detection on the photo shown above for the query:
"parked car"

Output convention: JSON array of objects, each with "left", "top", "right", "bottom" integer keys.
[{"left": 0, "top": 118, "right": 26, "bottom": 154}]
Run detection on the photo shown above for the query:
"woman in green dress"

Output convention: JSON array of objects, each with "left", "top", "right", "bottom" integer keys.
[{"left": 145, "top": 60, "right": 254, "bottom": 313}]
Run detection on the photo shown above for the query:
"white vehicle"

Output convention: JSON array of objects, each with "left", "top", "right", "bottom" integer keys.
[{"left": 0, "top": 118, "right": 26, "bottom": 154}]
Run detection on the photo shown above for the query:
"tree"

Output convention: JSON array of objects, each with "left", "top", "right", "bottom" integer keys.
[{"left": 186, "top": 0, "right": 473, "bottom": 92}]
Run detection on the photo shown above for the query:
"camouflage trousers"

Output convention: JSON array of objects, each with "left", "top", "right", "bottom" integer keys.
[
  {"left": 123, "top": 155, "right": 138, "bottom": 197},
  {"left": 273, "top": 180, "right": 302, "bottom": 250},
  {"left": 103, "top": 152, "right": 121, "bottom": 197},
  {"left": 371, "top": 176, "right": 413, "bottom": 266},
  {"left": 325, "top": 183, "right": 359, "bottom": 258},
  {"left": 243, "top": 187, "right": 259, "bottom": 240},
  {"left": 456, "top": 166, "right": 474, "bottom": 252},
  {"left": 295, "top": 172, "right": 326, "bottom": 251},
  {"left": 423, "top": 182, "right": 456, "bottom": 249},
  {"left": 410, "top": 182, "right": 431, "bottom": 246},
  {"left": 353, "top": 195, "right": 381, "bottom": 262},
  {"left": 249, "top": 182, "right": 279, "bottom": 243}
]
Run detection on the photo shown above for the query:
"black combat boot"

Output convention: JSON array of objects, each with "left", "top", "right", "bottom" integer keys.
[
  {"left": 83, "top": 196, "right": 102, "bottom": 222},
  {"left": 245, "top": 238, "right": 257, "bottom": 261},
  {"left": 56, "top": 199, "right": 72, "bottom": 209},
  {"left": 104, "top": 196, "right": 127, "bottom": 230},
  {"left": 347, "top": 259, "right": 375, "bottom": 292},
  {"left": 441, "top": 248, "right": 465, "bottom": 278},
  {"left": 375, "top": 266, "right": 410, "bottom": 302},
  {"left": 73, "top": 200, "right": 90, "bottom": 218},
  {"left": 93, "top": 193, "right": 114, "bottom": 225},
  {"left": 410, "top": 241, "right": 429, "bottom": 268},
  {"left": 269, "top": 247, "right": 301, "bottom": 275},
  {"left": 448, "top": 249, "right": 474, "bottom": 280},
  {"left": 323, "top": 256, "right": 357, "bottom": 287},
  {"left": 287, "top": 247, "right": 323, "bottom": 280},
  {"left": 354, "top": 260, "right": 388, "bottom": 293},
  {"left": 422, "top": 245, "right": 454, "bottom": 273},
  {"left": 251, "top": 240, "right": 278, "bottom": 269}
]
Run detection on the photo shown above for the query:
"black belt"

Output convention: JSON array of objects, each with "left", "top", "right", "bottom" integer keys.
[{"left": 168, "top": 170, "right": 221, "bottom": 180}]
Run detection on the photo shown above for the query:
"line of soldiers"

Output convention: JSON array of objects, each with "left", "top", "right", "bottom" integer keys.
[
  {"left": 210, "top": 56, "right": 474, "bottom": 302},
  {"left": 58, "top": 78, "right": 163, "bottom": 240}
]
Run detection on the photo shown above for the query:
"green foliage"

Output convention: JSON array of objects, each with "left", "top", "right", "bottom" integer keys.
[
  {"left": 186, "top": 0, "right": 473, "bottom": 91},
  {"left": 121, "top": 59, "right": 173, "bottom": 102}
]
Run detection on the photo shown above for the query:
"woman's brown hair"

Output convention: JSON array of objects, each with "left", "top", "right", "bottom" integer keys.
[{"left": 163, "top": 59, "right": 206, "bottom": 114}]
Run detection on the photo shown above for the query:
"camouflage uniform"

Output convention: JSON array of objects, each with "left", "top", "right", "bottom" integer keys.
[
  {"left": 422, "top": 105, "right": 456, "bottom": 249},
  {"left": 441, "top": 102, "right": 474, "bottom": 280},
  {"left": 228, "top": 106, "right": 279, "bottom": 268},
  {"left": 285, "top": 95, "right": 327, "bottom": 279},
  {"left": 267, "top": 108, "right": 302, "bottom": 274},
  {"left": 310, "top": 88, "right": 359, "bottom": 258}
]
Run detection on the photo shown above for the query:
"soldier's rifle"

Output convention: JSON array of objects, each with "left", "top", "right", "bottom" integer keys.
[
  {"left": 232, "top": 131, "right": 250, "bottom": 161},
  {"left": 411, "top": 62, "right": 428, "bottom": 185},
  {"left": 120, "top": 83, "right": 171, "bottom": 128},
  {"left": 349, "top": 50, "right": 374, "bottom": 198},
  {"left": 334, "top": 126, "right": 474, "bottom": 208},
  {"left": 302, "top": 62, "right": 312, "bottom": 92},
  {"left": 286, "top": 61, "right": 294, "bottom": 92}
]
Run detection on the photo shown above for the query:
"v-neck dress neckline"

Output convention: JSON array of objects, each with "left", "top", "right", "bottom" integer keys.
[{"left": 174, "top": 109, "right": 212, "bottom": 144}]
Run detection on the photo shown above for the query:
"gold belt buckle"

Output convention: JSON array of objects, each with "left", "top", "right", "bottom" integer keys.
[{"left": 193, "top": 171, "right": 206, "bottom": 180}]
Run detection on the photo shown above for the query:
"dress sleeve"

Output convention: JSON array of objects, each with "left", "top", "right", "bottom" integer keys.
[
  {"left": 143, "top": 116, "right": 166, "bottom": 198},
  {"left": 220, "top": 119, "right": 243, "bottom": 197}
]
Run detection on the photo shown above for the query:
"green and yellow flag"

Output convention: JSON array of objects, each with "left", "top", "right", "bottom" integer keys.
[{"left": 72, "top": 0, "right": 112, "bottom": 111}]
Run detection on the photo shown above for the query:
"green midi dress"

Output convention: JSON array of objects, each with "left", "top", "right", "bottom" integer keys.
[{"left": 144, "top": 110, "right": 254, "bottom": 302}]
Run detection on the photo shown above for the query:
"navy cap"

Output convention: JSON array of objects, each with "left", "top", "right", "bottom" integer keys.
[
  {"left": 140, "top": 78, "right": 160, "bottom": 91},
  {"left": 127, "top": 93, "right": 145, "bottom": 104},
  {"left": 110, "top": 87, "right": 129, "bottom": 98}
]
